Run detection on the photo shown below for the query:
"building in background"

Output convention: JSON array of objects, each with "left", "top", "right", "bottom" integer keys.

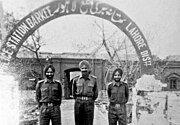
[{"left": 16, "top": 52, "right": 180, "bottom": 99}]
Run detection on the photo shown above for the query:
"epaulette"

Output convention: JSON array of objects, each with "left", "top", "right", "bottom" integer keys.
[
  {"left": 54, "top": 80, "right": 62, "bottom": 85},
  {"left": 90, "top": 75, "right": 97, "bottom": 79},
  {"left": 37, "top": 80, "right": 44, "bottom": 88},
  {"left": 108, "top": 82, "right": 113, "bottom": 86},
  {"left": 121, "top": 81, "right": 128, "bottom": 85},
  {"left": 37, "top": 79, "right": 44, "bottom": 84},
  {"left": 55, "top": 80, "right": 61, "bottom": 83},
  {"left": 72, "top": 75, "right": 80, "bottom": 79}
]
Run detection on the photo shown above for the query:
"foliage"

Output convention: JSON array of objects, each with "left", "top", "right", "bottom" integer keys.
[{"left": 3, "top": 12, "right": 45, "bottom": 90}]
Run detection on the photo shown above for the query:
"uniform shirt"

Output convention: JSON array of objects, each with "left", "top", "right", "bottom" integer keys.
[
  {"left": 107, "top": 81, "right": 129, "bottom": 104},
  {"left": 72, "top": 74, "right": 98, "bottom": 100},
  {"left": 36, "top": 79, "right": 62, "bottom": 107}
]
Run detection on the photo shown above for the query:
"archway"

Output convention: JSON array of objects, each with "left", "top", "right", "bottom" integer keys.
[
  {"left": 64, "top": 67, "right": 81, "bottom": 99},
  {"left": 0, "top": 0, "right": 154, "bottom": 75}
]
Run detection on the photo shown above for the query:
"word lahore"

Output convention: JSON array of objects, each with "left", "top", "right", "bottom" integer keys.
[
  {"left": 1, "top": 0, "right": 153, "bottom": 73},
  {"left": 126, "top": 22, "right": 151, "bottom": 67}
]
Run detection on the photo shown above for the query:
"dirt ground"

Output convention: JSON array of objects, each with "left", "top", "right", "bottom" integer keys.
[{"left": 61, "top": 99, "right": 108, "bottom": 125}]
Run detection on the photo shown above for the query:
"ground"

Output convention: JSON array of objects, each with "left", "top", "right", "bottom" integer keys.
[
  {"left": 61, "top": 99, "right": 108, "bottom": 125},
  {"left": 19, "top": 90, "right": 180, "bottom": 125}
]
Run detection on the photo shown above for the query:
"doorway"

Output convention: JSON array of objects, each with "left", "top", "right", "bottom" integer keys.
[{"left": 64, "top": 68, "right": 81, "bottom": 99}]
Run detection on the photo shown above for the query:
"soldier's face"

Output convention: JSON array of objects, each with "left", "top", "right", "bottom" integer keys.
[
  {"left": 114, "top": 71, "right": 121, "bottom": 82},
  {"left": 45, "top": 68, "right": 54, "bottom": 79},
  {"left": 80, "top": 65, "right": 89, "bottom": 76}
]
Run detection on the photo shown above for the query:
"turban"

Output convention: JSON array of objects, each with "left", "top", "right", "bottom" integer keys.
[
  {"left": 79, "top": 60, "right": 90, "bottom": 69},
  {"left": 44, "top": 64, "right": 55, "bottom": 74}
]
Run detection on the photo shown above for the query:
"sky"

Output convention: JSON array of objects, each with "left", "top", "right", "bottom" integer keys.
[{"left": 1, "top": 0, "right": 180, "bottom": 59}]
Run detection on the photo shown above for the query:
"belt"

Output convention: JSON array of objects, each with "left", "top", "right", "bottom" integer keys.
[
  {"left": 76, "top": 96, "right": 92, "bottom": 101},
  {"left": 42, "top": 102, "right": 59, "bottom": 107},
  {"left": 110, "top": 103, "right": 125, "bottom": 108}
]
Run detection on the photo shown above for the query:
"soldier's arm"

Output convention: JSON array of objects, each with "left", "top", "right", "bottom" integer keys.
[
  {"left": 93, "top": 80, "right": 98, "bottom": 100},
  {"left": 72, "top": 79, "right": 77, "bottom": 99},
  {"left": 125, "top": 84, "right": 129, "bottom": 103},
  {"left": 35, "top": 81, "right": 41, "bottom": 108},
  {"left": 107, "top": 84, "right": 111, "bottom": 99},
  {"left": 58, "top": 82, "right": 62, "bottom": 105}
]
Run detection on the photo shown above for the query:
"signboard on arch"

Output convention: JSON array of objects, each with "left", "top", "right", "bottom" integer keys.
[{"left": 0, "top": 0, "right": 154, "bottom": 75}]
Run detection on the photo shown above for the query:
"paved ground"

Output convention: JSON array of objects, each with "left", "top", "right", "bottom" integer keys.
[{"left": 61, "top": 99, "right": 108, "bottom": 125}]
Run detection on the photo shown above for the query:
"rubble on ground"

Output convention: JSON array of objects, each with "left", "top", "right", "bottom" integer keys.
[{"left": 19, "top": 91, "right": 39, "bottom": 125}]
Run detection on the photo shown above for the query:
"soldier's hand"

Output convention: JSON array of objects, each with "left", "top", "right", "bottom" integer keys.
[
  {"left": 54, "top": 106, "right": 60, "bottom": 113},
  {"left": 106, "top": 102, "right": 110, "bottom": 111}
]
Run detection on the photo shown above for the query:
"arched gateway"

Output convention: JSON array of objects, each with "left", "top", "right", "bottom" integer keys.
[{"left": 0, "top": 0, "right": 154, "bottom": 75}]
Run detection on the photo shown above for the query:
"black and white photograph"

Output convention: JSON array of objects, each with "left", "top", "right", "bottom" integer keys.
[{"left": 0, "top": 0, "right": 180, "bottom": 125}]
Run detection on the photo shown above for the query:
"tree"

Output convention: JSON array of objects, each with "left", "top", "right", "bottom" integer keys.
[
  {"left": 71, "top": 18, "right": 140, "bottom": 88},
  {"left": 3, "top": 12, "right": 46, "bottom": 88},
  {"left": 18, "top": 29, "right": 46, "bottom": 78},
  {"left": 92, "top": 20, "right": 140, "bottom": 87}
]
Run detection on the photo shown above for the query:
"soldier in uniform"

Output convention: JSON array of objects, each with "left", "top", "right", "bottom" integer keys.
[
  {"left": 36, "top": 64, "right": 62, "bottom": 125},
  {"left": 72, "top": 60, "right": 98, "bottom": 125},
  {"left": 107, "top": 68, "right": 129, "bottom": 125}
]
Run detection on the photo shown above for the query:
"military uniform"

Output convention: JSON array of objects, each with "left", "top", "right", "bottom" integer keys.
[
  {"left": 36, "top": 79, "right": 62, "bottom": 125},
  {"left": 107, "top": 81, "right": 129, "bottom": 125},
  {"left": 72, "top": 74, "right": 98, "bottom": 125}
]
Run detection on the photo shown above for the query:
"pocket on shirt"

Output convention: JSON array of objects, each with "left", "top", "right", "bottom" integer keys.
[
  {"left": 88, "top": 83, "right": 94, "bottom": 90},
  {"left": 87, "top": 83, "right": 94, "bottom": 96},
  {"left": 52, "top": 88, "right": 58, "bottom": 96},
  {"left": 76, "top": 83, "right": 83, "bottom": 94},
  {"left": 110, "top": 89, "right": 117, "bottom": 102},
  {"left": 41, "top": 88, "right": 48, "bottom": 97}
]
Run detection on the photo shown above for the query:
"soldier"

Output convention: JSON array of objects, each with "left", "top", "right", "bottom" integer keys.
[
  {"left": 72, "top": 60, "right": 98, "bottom": 125},
  {"left": 36, "top": 64, "right": 62, "bottom": 125},
  {"left": 107, "top": 68, "right": 129, "bottom": 125}
]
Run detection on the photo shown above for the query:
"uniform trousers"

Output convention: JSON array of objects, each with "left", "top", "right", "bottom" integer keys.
[
  {"left": 74, "top": 99, "right": 94, "bottom": 125},
  {"left": 39, "top": 104, "right": 61, "bottom": 125},
  {"left": 108, "top": 104, "right": 127, "bottom": 125}
]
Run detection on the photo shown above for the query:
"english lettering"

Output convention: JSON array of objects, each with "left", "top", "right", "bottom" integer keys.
[
  {"left": 143, "top": 56, "right": 151, "bottom": 62},
  {"left": 38, "top": 9, "right": 46, "bottom": 21},
  {"left": 34, "top": 12, "right": 42, "bottom": 23},
  {"left": 131, "top": 29, "right": 140, "bottom": 39},
  {"left": 141, "top": 50, "right": 149, "bottom": 57},
  {"left": 141, "top": 50, "right": 152, "bottom": 66},
  {"left": 31, "top": 15, "right": 39, "bottom": 26},
  {"left": 20, "top": 22, "right": 30, "bottom": 32},
  {"left": 126, "top": 22, "right": 147, "bottom": 50},
  {"left": 26, "top": 18, "right": 34, "bottom": 28},
  {"left": 18, "top": 26, "right": 27, "bottom": 35},
  {"left": 12, "top": 32, "right": 21, "bottom": 40},
  {"left": 7, "top": 41, "right": 16, "bottom": 50},
  {"left": 143, "top": 60, "right": 151, "bottom": 66},
  {"left": 46, "top": 6, "right": 53, "bottom": 16},
  {"left": 135, "top": 38, "right": 147, "bottom": 49},
  {"left": 11, "top": 35, "right": 21, "bottom": 43},
  {"left": 44, "top": 6, "right": 53, "bottom": 18},
  {"left": 16, "top": 28, "right": 24, "bottom": 37}
]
